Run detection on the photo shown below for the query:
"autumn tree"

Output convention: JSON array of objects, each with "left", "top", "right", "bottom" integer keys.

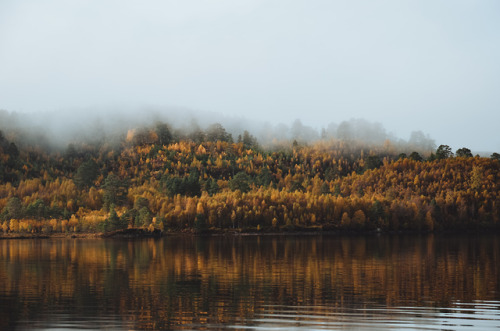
[
  {"left": 352, "top": 210, "right": 366, "bottom": 229},
  {"left": 470, "top": 166, "right": 482, "bottom": 191}
]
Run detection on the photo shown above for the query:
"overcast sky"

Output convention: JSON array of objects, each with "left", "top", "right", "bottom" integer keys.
[{"left": 0, "top": 0, "right": 499, "bottom": 152}]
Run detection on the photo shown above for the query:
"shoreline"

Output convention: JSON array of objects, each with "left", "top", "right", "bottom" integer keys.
[{"left": 1, "top": 226, "right": 498, "bottom": 240}]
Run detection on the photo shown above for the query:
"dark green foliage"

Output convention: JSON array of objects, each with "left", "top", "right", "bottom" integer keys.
[
  {"left": 189, "top": 127, "right": 205, "bottom": 144},
  {"left": 0, "top": 133, "right": 21, "bottom": 183},
  {"left": 365, "top": 155, "right": 382, "bottom": 170},
  {"left": 238, "top": 130, "right": 258, "bottom": 149},
  {"left": 25, "top": 199, "right": 49, "bottom": 220},
  {"left": 131, "top": 128, "right": 156, "bottom": 146},
  {"left": 103, "top": 174, "right": 129, "bottom": 210},
  {"left": 323, "top": 166, "right": 338, "bottom": 181},
  {"left": 456, "top": 147, "right": 473, "bottom": 158},
  {"left": 436, "top": 145, "right": 453, "bottom": 159},
  {"left": 155, "top": 122, "right": 173, "bottom": 145},
  {"left": 204, "top": 178, "right": 220, "bottom": 196},
  {"left": 65, "top": 144, "right": 78, "bottom": 160},
  {"left": 6, "top": 143, "right": 19, "bottom": 166},
  {"left": 229, "top": 172, "right": 251, "bottom": 193},
  {"left": 162, "top": 176, "right": 183, "bottom": 196},
  {"left": 398, "top": 153, "right": 407, "bottom": 160},
  {"left": 74, "top": 159, "right": 99, "bottom": 189},
  {"left": 147, "top": 144, "right": 162, "bottom": 159},
  {"left": 186, "top": 170, "right": 201, "bottom": 196},
  {"left": 256, "top": 167, "right": 272, "bottom": 187},
  {"left": 136, "top": 207, "right": 152, "bottom": 227},
  {"left": 105, "top": 205, "right": 126, "bottom": 231},
  {"left": 409, "top": 152, "right": 423, "bottom": 161},
  {"left": 6, "top": 197, "right": 22, "bottom": 219},
  {"left": 1, "top": 197, "right": 22, "bottom": 221},
  {"left": 206, "top": 123, "right": 232, "bottom": 142},
  {"left": 370, "top": 200, "right": 385, "bottom": 227},
  {"left": 162, "top": 170, "right": 201, "bottom": 197},
  {"left": 120, "top": 209, "right": 138, "bottom": 228},
  {"left": 2, "top": 197, "right": 67, "bottom": 222},
  {"left": 97, "top": 219, "right": 108, "bottom": 232},
  {"left": 134, "top": 197, "right": 149, "bottom": 210},
  {"left": 333, "top": 184, "right": 341, "bottom": 196},
  {"left": 491, "top": 153, "right": 500, "bottom": 161}
]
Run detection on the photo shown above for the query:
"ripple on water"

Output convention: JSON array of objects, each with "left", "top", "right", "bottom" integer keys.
[{"left": 198, "top": 301, "right": 500, "bottom": 330}]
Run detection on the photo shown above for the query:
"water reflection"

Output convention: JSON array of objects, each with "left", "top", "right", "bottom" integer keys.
[
  {"left": 248, "top": 302, "right": 500, "bottom": 330},
  {"left": 0, "top": 235, "right": 499, "bottom": 330}
]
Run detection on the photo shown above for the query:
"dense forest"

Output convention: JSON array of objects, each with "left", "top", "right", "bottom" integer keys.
[{"left": 0, "top": 121, "right": 499, "bottom": 235}]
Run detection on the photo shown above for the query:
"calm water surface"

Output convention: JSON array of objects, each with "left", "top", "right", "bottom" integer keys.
[{"left": 0, "top": 234, "right": 499, "bottom": 330}]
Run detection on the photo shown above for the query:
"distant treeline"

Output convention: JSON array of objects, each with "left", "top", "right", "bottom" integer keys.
[
  {"left": 0, "top": 121, "right": 499, "bottom": 235},
  {"left": 0, "top": 109, "right": 436, "bottom": 153}
]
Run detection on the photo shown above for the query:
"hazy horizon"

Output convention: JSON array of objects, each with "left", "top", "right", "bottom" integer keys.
[
  {"left": 1, "top": 107, "right": 438, "bottom": 153},
  {"left": 1, "top": 1, "right": 499, "bottom": 152}
]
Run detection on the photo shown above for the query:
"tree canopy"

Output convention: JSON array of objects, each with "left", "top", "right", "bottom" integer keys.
[{"left": 0, "top": 122, "right": 499, "bottom": 235}]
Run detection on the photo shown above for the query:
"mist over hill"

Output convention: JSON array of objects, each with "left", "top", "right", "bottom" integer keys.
[
  {"left": 0, "top": 107, "right": 437, "bottom": 154},
  {"left": 0, "top": 105, "right": 499, "bottom": 235}
]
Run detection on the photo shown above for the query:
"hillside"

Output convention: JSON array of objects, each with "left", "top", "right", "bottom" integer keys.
[{"left": 0, "top": 124, "right": 499, "bottom": 235}]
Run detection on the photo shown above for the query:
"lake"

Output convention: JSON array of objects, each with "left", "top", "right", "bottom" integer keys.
[{"left": 0, "top": 234, "right": 499, "bottom": 330}]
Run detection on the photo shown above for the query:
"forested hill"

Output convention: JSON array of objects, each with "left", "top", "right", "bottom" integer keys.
[{"left": 0, "top": 123, "right": 499, "bottom": 235}]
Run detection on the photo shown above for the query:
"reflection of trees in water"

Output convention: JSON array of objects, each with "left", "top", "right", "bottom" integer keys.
[{"left": 0, "top": 235, "right": 499, "bottom": 329}]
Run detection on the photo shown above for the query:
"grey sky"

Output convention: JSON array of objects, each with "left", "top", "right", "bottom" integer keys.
[{"left": 1, "top": 0, "right": 499, "bottom": 152}]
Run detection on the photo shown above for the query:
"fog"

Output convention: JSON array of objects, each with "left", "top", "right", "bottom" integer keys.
[
  {"left": 0, "top": 107, "right": 438, "bottom": 155},
  {"left": 1, "top": 1, "right": 499, "bottom": 152}
]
